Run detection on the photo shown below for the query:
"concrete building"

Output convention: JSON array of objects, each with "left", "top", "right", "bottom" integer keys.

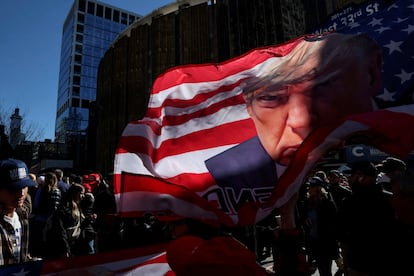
[
  {"left": 55, "top": 0, "right": 140, "bottom": 169},
  {"left": 302, "top": 0, "right": 339, "bottom": 32},
  {"left": 9, "top": 108, "right": 25, "bottom": 149}
]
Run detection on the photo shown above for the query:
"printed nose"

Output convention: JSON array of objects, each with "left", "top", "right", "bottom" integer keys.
[{"left": 286, "top": 94, "right": 314, "bottom": 138}]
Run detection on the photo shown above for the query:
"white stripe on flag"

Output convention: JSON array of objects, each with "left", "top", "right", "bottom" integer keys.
[
  {"left": 148, "top": 56, "right": 285, "bottom": 107},
  {"left": 115, "top": 145, "right": 235, "bottom": 178},
  {"left": 121, "top": 104, "right": 250, "bottom": 145}
]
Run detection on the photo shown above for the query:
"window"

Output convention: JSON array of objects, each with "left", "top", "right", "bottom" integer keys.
[
  {"left": 72, "top": 86, "right": 80, "bottom": 96},
  {"left": 121, "top": 12, "right": 128, "bottom": 24},
  {"left": 73, "top": 76, "right": 80, "bottom": 85},
  {"left": 79, "top": 0, "right": 86, "bottom": 12},
  {"left": 78, "top": 13, "right": 84, "bottom": 23},
  {"left": 77, "top": 24, "right": 84, "bottom": 33},
  {"left": 76, "top": 34, "right": 83, "bottom": 43},
  {"left": 129, "top": 15, "right": 136, "bottom": 25},
  {"left": 74, "top": 65, "right": 81, "bottom": 74},
  {"left": 105, "top": 7, "right": 111, "bottom": 20},
  {"left": 113, "top": 10, "right": 119, "bottom": 22},
  {"left": 87, "top": 2, "right": 95, "bottom": 15},
  {"left": 75, "top": 54, "right": 82, "bottom": 64},
  {"left": 72, "top": 98, "right": 80, "bottom": 108},
  {"left": 97, "top": 4, "right": 103, "bottom": 17},
  {"left": 75, "top": 44, "right": 83, "bottom": 54}
]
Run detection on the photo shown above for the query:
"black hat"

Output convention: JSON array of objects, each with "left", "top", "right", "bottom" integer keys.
[
  {"left": 381, "top": 157, "right": 406, "bottom": 173},
  {"left": 308, "top": 176, "right": 326, "bottom": 188},
  {"left": 0, "top": 159, "right": 36, "bottom": 190},
  {"left": 328, "top": 170, "right": 341, "bottom": 177},
  {"left": 346, "top": 161, "right": 378, "bottom": 177}
]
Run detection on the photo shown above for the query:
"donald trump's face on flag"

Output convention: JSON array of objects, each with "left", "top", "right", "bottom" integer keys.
[{"left": 244, "top": 33, "right": 383, "bottom": 166}]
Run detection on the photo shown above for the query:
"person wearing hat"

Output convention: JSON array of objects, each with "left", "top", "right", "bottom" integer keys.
[
  {"left": 326, "top": 170, "right": 351, "bottom": 211},
  {"left": 337, "top": 161, "right": 395, "bottom": 276},
  {"left": 376, "top": 157, "right": 406, "bottom": 194},
  {"left": 298, "top": 175, "right": 341, "bottom": 276},
  {"left": 0, "top": 158, "right": 36, "bottom": 265}
]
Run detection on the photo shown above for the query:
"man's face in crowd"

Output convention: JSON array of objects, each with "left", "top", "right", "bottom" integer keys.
[
  {"left": 0, "top": 187, "right": 28, "bottom": 209},
  {"left": 246, "top": 37, "right": 381, "bottom": 166}
]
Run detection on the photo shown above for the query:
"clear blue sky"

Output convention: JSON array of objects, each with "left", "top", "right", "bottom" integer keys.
[{"left": 0, "top": 0, "right": 172, "bottom": 141}]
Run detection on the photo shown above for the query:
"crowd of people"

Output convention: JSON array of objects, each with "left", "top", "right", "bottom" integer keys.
[
  {"left": 0, "top": 155, "right": 413, "bottom": 275},
  {"left": 251, "top": 156, "right": 414, "bottom": 276},
  {"left": 0, "top": 159, "right": 178, "bottom": 264}
]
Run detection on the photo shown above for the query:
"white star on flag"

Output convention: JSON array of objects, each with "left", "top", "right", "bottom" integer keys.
[
  {"left": 376, "top": 88, "right": 396, "bottom": 102},
  {"left": 369, "top": 17, "right": 383, "bottom": 26},
  {"left": 387, "top": 4, "right": 398, "bottom": 11},
  {"left": 384, "top": 40, "right": 404, "bottom": 54},
  {"left": 396, "top": 69, "right": 414, "bottom": 84},
  {"left": 375, "top": 26, "right": 391, "bottom": 34},
  {"left": 402, "top": 25, "right": 414, "bottom": 34},
  {"left": 394, "top": 17, "right": 408, "bottom": 23}
]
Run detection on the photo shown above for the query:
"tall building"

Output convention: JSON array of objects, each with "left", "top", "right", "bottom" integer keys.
[
  {"left": 55, "top": 0, "right": 140, "bottom": 168},
  {"left": 9, "top": 108, "right": 25, "bottom": 149},
  {"left": 302, "top": 0, "right": 333, "bottom": 32}
]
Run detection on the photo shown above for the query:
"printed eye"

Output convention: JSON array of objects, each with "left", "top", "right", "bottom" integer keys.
[{"left": 254, "top": 92, "right": 289, "bottom": 108}]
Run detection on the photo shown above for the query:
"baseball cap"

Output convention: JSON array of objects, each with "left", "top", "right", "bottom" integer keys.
[
  {"left": 308, "top": 176, "right": 326, "bottom": 188},
  {"left": 82, "top": 173, "right": 101, "bottom": 193},
  {"left": 381, "top": 157, "right": 406, "bottom": 173},
  {"left": 0, "top": 159, "right": 36, "bottom": 190},
  {"left": 345, "top": 161, "right": 378, "bottom": 177},
  {"left": 328, "top": 170, "right": 341, "bottom": 178}
]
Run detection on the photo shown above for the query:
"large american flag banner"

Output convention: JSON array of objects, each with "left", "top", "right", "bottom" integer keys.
[
  {"left": 0, "top": 243, "right": 173, "bottom": 275},
  {"left": 114, "top": 0, "right": 414, "bottom": 226}
]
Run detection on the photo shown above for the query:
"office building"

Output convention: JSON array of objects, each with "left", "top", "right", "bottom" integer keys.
[{"left": 55, "top": 0, "right": 140, "bottom": 168}]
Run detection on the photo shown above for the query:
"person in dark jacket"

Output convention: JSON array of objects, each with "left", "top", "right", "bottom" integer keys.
[
  {"left": 43, "top": 183, "right": 85, "bottom": 259},
  {"left": 337, "top": 161, "right": 395, "bottom": 276},
  {"left": 299, "top": 176, "right": 340, "bottom": 276},
  {"left": 31, "top": 172, "right": 61, "bottom": 257},
  {"left": 76, "top": 192, "right": 97, "bottom": 255},
  {"left": 54, "top": 169, "right": 69, "bottom": 198}
]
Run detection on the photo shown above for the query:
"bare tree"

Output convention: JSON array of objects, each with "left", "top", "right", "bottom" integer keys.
[
  {"left": 0, "top": 103, "right": 45, "bottom": 142},
  {"left": 0, "top": 104, "right": 11, "bottom": 127},
  {"left": 19, "top": 109, "right": 46, "bottom": 142}
]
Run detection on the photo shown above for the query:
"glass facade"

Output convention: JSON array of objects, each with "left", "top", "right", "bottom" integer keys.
[{"left": 55, "top": 0, "right": 140, "bottom": 143}]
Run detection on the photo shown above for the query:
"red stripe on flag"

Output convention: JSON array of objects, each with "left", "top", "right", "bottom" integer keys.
[
  {"left": 117, "top": 173, "right": 234, "bottom": 226},
  {"left": 150, "top": 95, "right": 246, "bottom": 127},
  {"left": 150, "top": 36, "right": 305, "bottom": 93},
  {"left": 146, "top": 82, "right": 246, "bottom": 119},
  {"left": 116, "top": 119, "right": 255, "bottom": 162}
]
